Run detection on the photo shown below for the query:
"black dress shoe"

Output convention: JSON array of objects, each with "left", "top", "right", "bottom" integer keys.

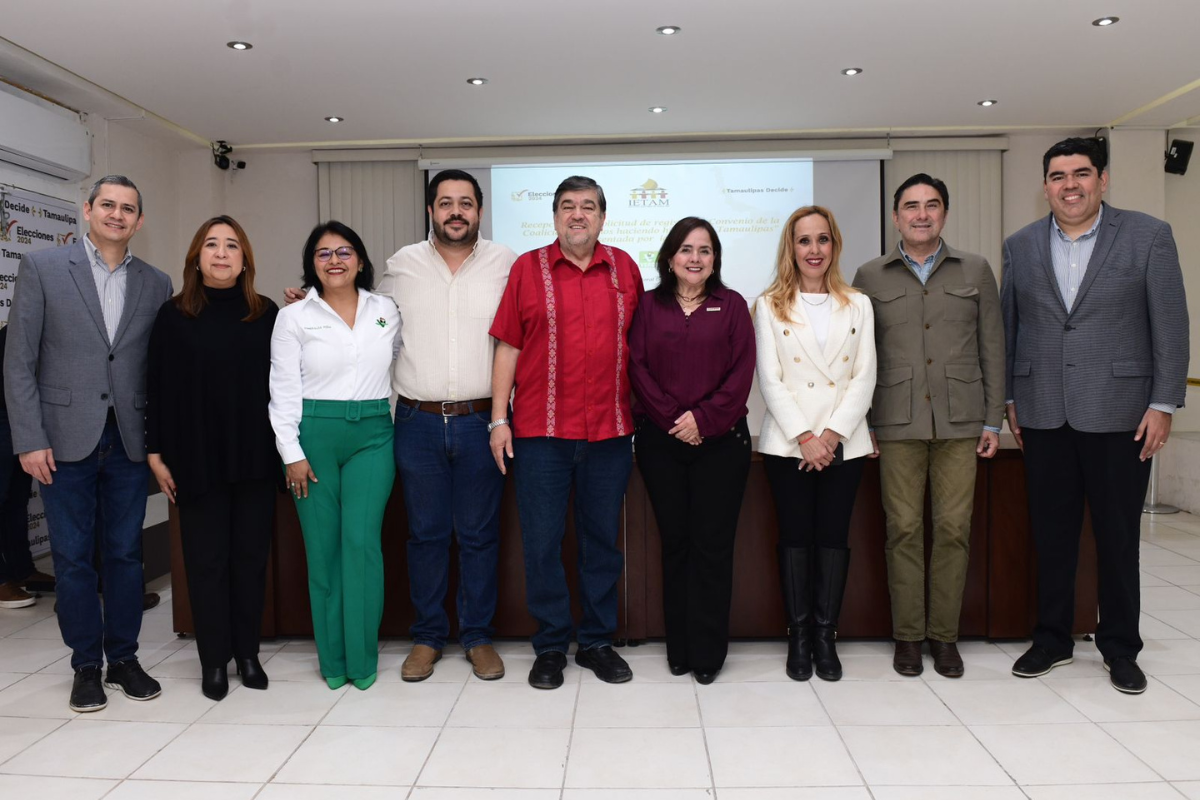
[
  {"left": 893, "top": 640, "right": 924, "bottom": 676},
  {"left": 668, "top": 662, "right": 690, "bottom": 677},
  {"left": 1011, "top": 645, "right": 1072, "bottom": 678},
  {"left": 693, "top": 669, "right": 719, "bottom": 685},
  {"left": 201, "top": 666, "right": 229, "bottom": 701},
  {"left": 142, "top": 592, "right": 161, "bottom": 612},
  {"left": 1105, "top": 657, "right": 1148, "bottom": 694},
  {"left": 236, "top": 656, "right": 269, "bottom": 690},
  {"left": 528, "top": 651, "right": 568, "bottom": 690},
  {"left": 69, "top": 666, "right": 107, "bottom": 712},
  {"left": 104, "top": 660, "right": 162, "bottom": 701},
  {"left": 929, "top": 640, "right": 965, "bottom": 678},
  {"left": 575, "top": 645, "right": 633, "bottom": 683}
]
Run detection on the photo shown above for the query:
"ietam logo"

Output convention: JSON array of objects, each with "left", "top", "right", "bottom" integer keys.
[
  {"left": 58, "top": 231, "right": 76, "bottom": 246},
  {"left": 629, "top": 179, "right": 669, "bottom": 208},
  {"left": 0, "top": 219, "right": 16, "bottom": 242}
]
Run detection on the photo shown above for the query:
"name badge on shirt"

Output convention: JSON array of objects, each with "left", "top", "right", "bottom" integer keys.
[{"left": 706, "top": 307, "right": 721, "bottom": 312}]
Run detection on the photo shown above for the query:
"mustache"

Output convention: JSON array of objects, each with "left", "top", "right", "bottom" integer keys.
[{"left": 445, "top": 216, "right": 469, "bottom": 225}]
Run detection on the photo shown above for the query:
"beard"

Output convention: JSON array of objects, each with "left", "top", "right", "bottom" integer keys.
[{"left": 433, "top": 216, "right": 478, "bottom": 246}]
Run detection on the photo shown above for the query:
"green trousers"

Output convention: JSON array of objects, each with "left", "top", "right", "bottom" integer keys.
[
  {"left": 291, "top": 399, "right": 394, "bottom": 682},
  {"left": 878, "top": 437, "right": 977, "bottom": 643}
]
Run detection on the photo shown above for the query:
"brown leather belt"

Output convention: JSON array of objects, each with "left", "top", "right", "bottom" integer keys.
[{"left": 397, "top": 395, "right": 492, "bottom": 417}]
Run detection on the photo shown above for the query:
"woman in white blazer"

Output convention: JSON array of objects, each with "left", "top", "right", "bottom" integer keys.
[{"left": 754, "top": 205, "right": 876, "bottom": 682}]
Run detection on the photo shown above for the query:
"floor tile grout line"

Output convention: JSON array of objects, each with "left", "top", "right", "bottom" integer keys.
[
  {"left": 1091, "top": 717, "right": 1178, "bottom": 784},
  {"left": 404, "top": 655, "right": 472, "bottom": 798},
  {"left": 895, "top": 653, "right": 1027, "bottom": 790},
  {"left": 808, "top": 669, "right": 873, "bottom": 795},
  {"left": 558, "top": 662, "right": 584, "bottom": 800},
  {"left": 0, "top": 703, "right": 68, "bottom": 769},
  {"left": 1041, "top": 665, "right": 1200, "bottom": 723},
  {"left": 690, "top": 670, "right": 720, "bottom": 799}
]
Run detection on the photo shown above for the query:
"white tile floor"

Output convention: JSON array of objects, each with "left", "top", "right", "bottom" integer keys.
[{"left": 3, "top": 512, "right": 1200, "bottom": 798}]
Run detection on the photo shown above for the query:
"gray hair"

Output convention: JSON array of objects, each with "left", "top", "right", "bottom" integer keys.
[
  {"left": 553, "top": 175, "right": 606, "bottom": 213},
  {"left": 87, "top": 175, "right": 143, "bottom": 216}
]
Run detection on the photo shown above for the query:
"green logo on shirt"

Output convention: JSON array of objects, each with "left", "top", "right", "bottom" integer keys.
[{"left": 376, "top": 317, "right": 387, "bottom": 328}]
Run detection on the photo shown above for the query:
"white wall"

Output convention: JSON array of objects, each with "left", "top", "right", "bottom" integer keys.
[
  {"left": 226, "top": 151, "right": 318, "bottom": 304},
  {"left": 1165, "top": 129, "right": 1200, "bottom": 430}
]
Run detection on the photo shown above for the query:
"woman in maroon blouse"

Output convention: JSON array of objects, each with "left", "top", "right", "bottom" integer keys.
[{"left": 628, "top": 217, "right": 756, "bottom": 685}]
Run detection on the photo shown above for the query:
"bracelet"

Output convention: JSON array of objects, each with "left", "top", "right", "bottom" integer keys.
[
  {"left": 487, "top": 418, "right": 510, "bottom": 433},
  {"left": 798, "top": 433, "right": 814, "bottom": 444}
]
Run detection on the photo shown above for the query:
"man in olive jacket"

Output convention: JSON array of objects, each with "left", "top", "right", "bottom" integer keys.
[{"left": 852, "top": 173, "right": 1005, "bottom": 678}]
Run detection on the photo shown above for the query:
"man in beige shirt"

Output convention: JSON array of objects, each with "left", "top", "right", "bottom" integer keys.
[
  {"left": 852, "top": 173, "right": 1005, "bottom": 679},
  {"left": 382, "top": 170, "right": 517, "bottom": 682}
]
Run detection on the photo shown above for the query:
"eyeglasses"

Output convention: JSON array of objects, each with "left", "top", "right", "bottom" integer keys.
[{"left": 315, "top": 246, "right": 355, "bottom": 263}]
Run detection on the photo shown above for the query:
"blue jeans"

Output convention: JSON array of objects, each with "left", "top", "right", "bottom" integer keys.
[
  {"left": 394, "top": 405, "right": 504, "bottom": 651},
  {"left": 40, "top": 419, "right": 149, "bottom": 669},
  {"left": 512, "top": 435, "right": 633, "bottom": 654}
]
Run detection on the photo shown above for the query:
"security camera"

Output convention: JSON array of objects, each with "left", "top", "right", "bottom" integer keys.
[{"left": 212, "top": 140, "right": 235, "bottom": 170}]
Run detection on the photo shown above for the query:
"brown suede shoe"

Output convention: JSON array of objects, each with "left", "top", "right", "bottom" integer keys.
[
  {"left": 928, "top": 640, "right": 964, "bottom": 678},
  {"left": 466, "top": 644, "right": 505, "bottom": 680},
  {"left": 0, "top": 581, "right": 36, "bottom": 609},
  {"left": 401, "top": 645, "right": 442, "bottom": 682},
  {"left": 893, "top": 640, "right": 924, "bottom": 676}
]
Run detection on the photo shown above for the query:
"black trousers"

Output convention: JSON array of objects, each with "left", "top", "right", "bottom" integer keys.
[
  {"left": 0, "top": 415, "right": 34, "bottom": 585},
  {"left": 177, "top": 479, "right": 276, "bottom": 668},
  {"left": 1022, "top": 424, "right": 1151, "bottom": 660},
  {"left": 636, "top": 417, "right": 751, "bottom": 672},
  {"left": 763, "top": 453, "right": 865, "bottom": 549}
]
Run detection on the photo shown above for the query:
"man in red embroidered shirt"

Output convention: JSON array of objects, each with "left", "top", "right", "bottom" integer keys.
[{"left": 488, "top": 176, "right": 644, "bottom": 689}]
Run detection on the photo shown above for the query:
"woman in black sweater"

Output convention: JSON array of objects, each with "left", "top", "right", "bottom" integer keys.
[{"left": 146, "top": 216, "right": 280, "bottom": 701}]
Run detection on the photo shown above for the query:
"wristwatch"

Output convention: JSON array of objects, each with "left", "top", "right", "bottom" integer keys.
[{"left": 487, "top": 418, "right": 510, "bottom": 433}]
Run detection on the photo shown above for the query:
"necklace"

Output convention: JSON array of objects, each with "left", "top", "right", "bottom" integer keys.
[
  {"left": 675, "top": 291, "right": 706, "bottom": 304},
  {"left": 800, "top": 292, "right": 830, "bottom": 307}
]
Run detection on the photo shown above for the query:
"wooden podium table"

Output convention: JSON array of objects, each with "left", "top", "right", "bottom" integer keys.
[{"left": 170, "top": 447, "right": 1097, "bottom": 642}]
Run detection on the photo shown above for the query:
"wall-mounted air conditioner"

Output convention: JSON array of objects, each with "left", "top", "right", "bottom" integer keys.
[{"left": 0, "top": 89, "right": 90, "bottom": 182}]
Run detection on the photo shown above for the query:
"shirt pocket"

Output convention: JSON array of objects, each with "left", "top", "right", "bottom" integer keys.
[
  {"left": 943, "top": 285, "right": 980, "bottom": 322},
  {"left": 871, "top": 286, "right": 908, "bottom": 328}
]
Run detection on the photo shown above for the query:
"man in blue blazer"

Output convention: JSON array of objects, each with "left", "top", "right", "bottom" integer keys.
[
  {"left": 1002, "top": 138, "right": 1189, "bottom": 694},
  {"left": 3, "top": 176, "right": 173, "bottom": 712}
]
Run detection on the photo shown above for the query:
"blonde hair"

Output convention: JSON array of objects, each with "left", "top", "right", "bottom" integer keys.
[{"left": 761, "top": 205, "right": 855, "bottom": 322}]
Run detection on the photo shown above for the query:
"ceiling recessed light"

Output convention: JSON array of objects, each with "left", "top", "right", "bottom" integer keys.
[
  {"left": 1092, "top": 16, "right": 1119, "bottom": 26},
  {"left": 226, "top": 41, "right": 252, "bottom": 51},
  {"left": 977, "top": 99, "right": 998, "bottom": 107},
  {"left": 466, "top": 77, "right": 488, "bottom": 86},
  {"left": 649, "top": 106, "right": 667, "bottom": 114},
  {"left": 656, "top": 25, "right": 681, "bottom": 35},
  {"left": 324, "top": 116, "right": 344, "bottom": 123},
  {"left": 841, "top": 68, "right": 863, "bottom": 76}
]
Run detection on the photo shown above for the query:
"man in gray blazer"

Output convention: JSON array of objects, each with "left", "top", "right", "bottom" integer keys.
[
  {"left": 1003, "top": 137, "right": 1188, "bottom": 694},
  {"left": 4, "top": 176, "right": 173, "bottom": 712},
  {"left": 853, "top": 174, "right": 1005, "bottom": 679}
]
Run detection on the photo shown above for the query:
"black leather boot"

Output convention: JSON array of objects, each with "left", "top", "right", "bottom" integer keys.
[
  {"left": 813, "top": 547, "right": 851, "bottom": 681},
  {"left": 235, "top": 656, "right": 269, "bottom": 690},
  {"left": 779, "top": 546, "right": 813, "bottom": 681},
  {"left": 201, "top": 665, "right": 229, "bottom": 701}
]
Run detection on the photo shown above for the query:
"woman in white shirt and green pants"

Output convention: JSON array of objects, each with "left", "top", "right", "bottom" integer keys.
[{"left": 270, "top": 221, "right": 400, "bottom": 691}]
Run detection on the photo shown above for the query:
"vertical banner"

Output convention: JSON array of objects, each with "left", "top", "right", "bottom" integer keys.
[{"left": 0, "top": 185, "right": 80, "bottom": 558}]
